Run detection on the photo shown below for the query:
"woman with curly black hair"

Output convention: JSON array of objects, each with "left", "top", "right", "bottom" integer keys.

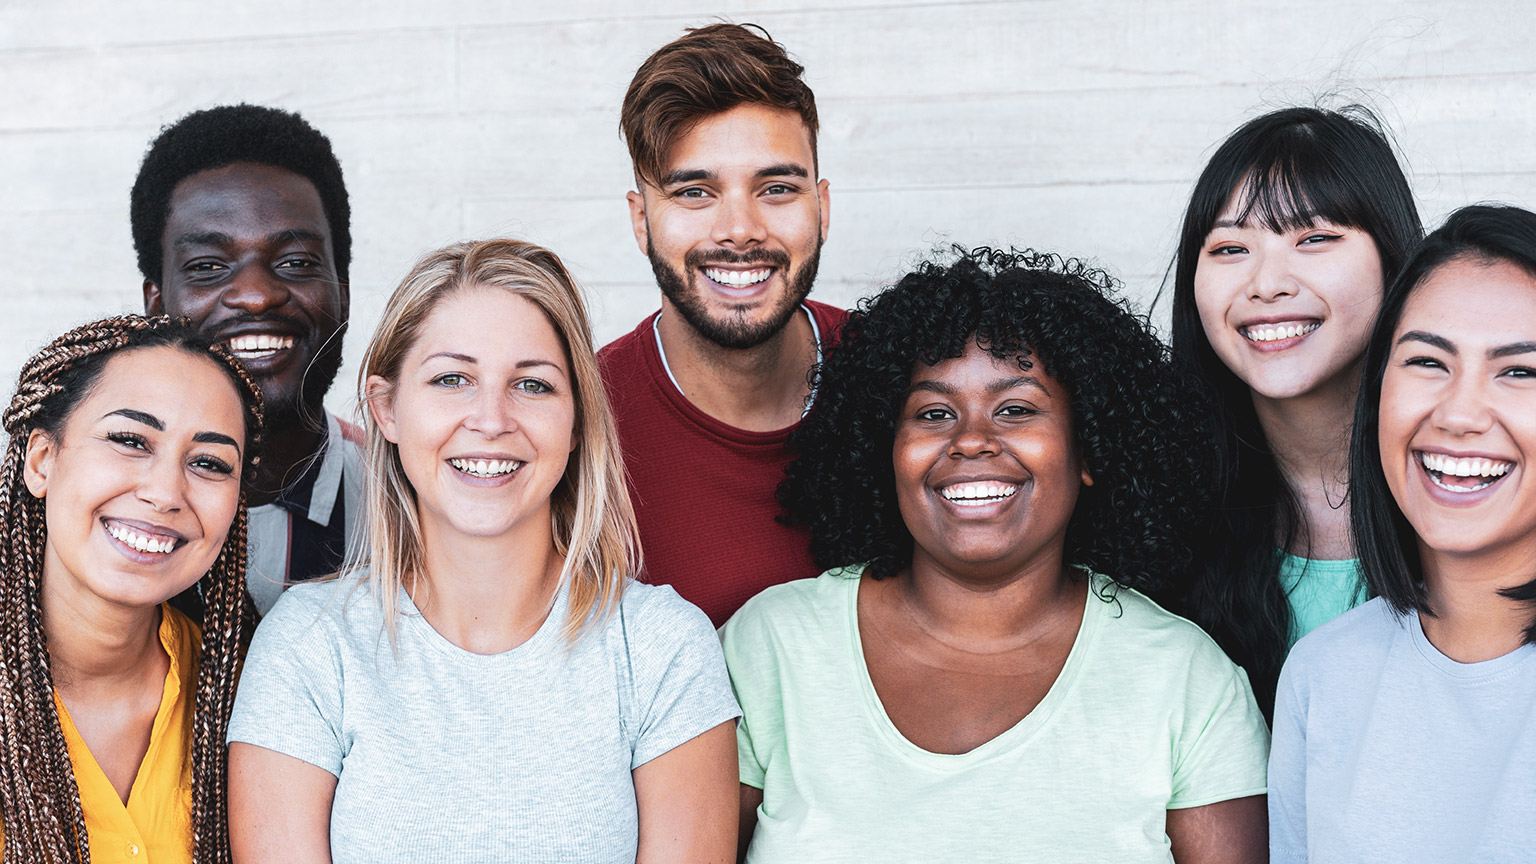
[{"left": 723, "top": 248, "right": 1270, "bottom": 863}]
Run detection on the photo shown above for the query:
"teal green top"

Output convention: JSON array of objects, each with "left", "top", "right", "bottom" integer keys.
[{"left": 1278, "top": 553, "right": 1365, "bottom": 648}]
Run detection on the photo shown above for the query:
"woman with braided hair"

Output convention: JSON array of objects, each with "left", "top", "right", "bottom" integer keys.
[{"left": 0, "top": 314, "right": 261, "bottom": 864}]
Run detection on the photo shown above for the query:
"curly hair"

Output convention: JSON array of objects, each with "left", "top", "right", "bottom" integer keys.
[
  {"left": 781, "top": 247, "right": 1215, "bottom": 595},
  {"left": 0, "top": 315, "right": 261, "bottom": 863},
  {"left": 130, "top": 103, "right": 351, "bottom": 286}
]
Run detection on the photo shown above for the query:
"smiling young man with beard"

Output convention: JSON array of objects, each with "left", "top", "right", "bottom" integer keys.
[
  {"left": 601, "top": 23, "right": 846, "bottom": 626},
  {"left": 133, "top": 104, "right": 362, "bottom": 617}
]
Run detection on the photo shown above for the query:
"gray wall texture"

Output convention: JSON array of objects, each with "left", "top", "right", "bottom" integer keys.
[{"left": 4, "top": 0, "right": 1534, "bottom": 418}]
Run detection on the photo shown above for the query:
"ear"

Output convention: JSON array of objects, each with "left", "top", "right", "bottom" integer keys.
[
  {"left": 23, "top": 429, "right": 57, "bottom": 498},
  {"left": 364, "top": 376, "right": 400, "bottom": 444},
  {"left": 143, "top": 278, "right": 164, "bottom": 316},
  {"left": 816, "top": 178, "right": 831, "bottom": 244},
  {"left": 1080, "top": 459, "right": 1094, "bottom": 488},
  {"left": 626, "top": 189, "right": 650, "bottom": 257}
]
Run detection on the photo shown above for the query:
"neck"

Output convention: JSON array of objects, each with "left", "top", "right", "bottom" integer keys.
[
  {"left": 899, "top": 546, "right": 1082, "bottom": 643},
  {"left": 1420, "top": 544, "right": 1534, "bottom": 663},
  {"left": 246, "top": 409, "right": 329, "bottom": 506},
  {"left": 655, "top": 302, "right": 816, "bottom": 432},
  {"left": 1251, "top": 367, "right": 1359, "bottom": 558},
  {"left": 413, "top": 509, "right": 564, "bottom": 655},
  {"left": 41, "top": 555, "right": 164, "bottom": 690}
]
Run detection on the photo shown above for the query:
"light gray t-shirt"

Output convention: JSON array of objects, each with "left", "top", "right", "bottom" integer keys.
[
  {"left": 228, "top": 571, "right": 741, "bottom": 864},
  {"left": 1270, "top": 596, "right": 1536, "bottom": 864}
]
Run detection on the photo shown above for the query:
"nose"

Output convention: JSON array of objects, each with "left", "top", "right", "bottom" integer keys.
[
  {"left": 221, "top": 262, "right": 292, "bottom": 314},
  {"left": 948, "top": 412, "right": 1000, "bottom": 459},
  {"left": 1248, "top": 247, "right": 1297, "bottom": 303},
  {"left": 137, "top": 453, "right": 187, "bottom": 514},
  {"left": 463, "top": 385, "right": 518, "bottom": 438},
  {"left": 710, "top": 190, "right": 768, "bottom": 249},
  {"left": 1431, "top": 373, "right": 1495, "bottom": 437}
]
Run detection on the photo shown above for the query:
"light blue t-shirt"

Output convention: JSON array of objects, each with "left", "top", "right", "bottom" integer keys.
[
  {"left": 1270, "top": 597, "right": 1536, "bottom": 863},
  {"left": 228, "top": 570, "right": 741, "bottom": 864},
  {"left": 1277, "top": 553, "right": 1364, "bottom": 647}
]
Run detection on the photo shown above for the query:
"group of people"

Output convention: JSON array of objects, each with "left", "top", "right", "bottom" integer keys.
[{"left": 1, "top": 20, "right": 1531, "bottom": 864}]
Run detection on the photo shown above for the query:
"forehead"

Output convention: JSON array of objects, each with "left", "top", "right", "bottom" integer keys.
[
  {"left": 909, "top": 342, "right": 1053, "bottom": 389},
  {"left": 411, "top": 286, "right": 569, "bottom": 366},
  {"left": 163, "top": 162, "right": 331, "bottom": 247},
  {"left": 71, "top": 346, "right": 244, "bottom": 438},
  {"left": 663, "top": 103, "right": 815, "bottom": 174},
  {"left": 1400, "top": 256, "right": 1536, "bottom": 337}
]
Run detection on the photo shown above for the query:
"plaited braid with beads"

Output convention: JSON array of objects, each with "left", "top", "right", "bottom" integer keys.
[{"left": 0, "top": 314, "right": 262, "bottom": 864}]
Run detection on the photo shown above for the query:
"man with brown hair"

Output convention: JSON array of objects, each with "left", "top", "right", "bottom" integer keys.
[{"left": 600, "top": 23, "right": 845, "bottom": 626}]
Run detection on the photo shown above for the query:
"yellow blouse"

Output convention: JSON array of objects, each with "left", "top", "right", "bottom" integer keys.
[{"left": 53, "top": 605, "right": 199, "bottom": 864}]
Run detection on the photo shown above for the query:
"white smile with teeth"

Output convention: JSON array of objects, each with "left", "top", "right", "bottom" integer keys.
[
  {"left": 1420, "top": 451, "right": 1513, "bottom": 493},
  {"left": 940, "top": 481, "right": 1018, "bottom": 506},
  {"left": 704, "top": 267, "right": 772, "bottom": 288},
  {"left": 1242, "top": 322, "right": 1319, "bottom": 343},
  {"left": 450, "top": 458, "right": 521, "bottom": 478},
  {"left": 227, "top": 334, "right": 294, "bottom": 356},
  {"left": 107, "top": 523, "right": 176, "bottom": 554}
]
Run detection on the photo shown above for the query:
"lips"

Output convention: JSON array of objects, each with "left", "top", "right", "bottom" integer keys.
[
  {"left": 448, "top": 457, "right": 523, "bottom": 478},
  {"left": 1418, "top": 450, "right": 1514, "bottom": 494},
  {"left": 1241, "top": 320, "right": 1320, "bottom": 343},
  {"left": 103, "top": 517, "right": 182, "bottom": 556}
]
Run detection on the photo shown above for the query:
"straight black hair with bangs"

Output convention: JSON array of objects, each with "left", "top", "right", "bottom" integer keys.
[
  {"left": 1164, "top": 105, "right": 1423, "bottom": 719},
  {"left": 1352, "top": 204, "right": 1536, "bottom": 643}
]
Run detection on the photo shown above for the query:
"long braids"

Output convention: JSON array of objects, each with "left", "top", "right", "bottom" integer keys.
[{"left": 0, "top": 315, "right": 262, "bottom": 863}]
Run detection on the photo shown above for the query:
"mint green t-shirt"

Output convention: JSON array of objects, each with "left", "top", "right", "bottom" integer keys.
[
  {"left": 1278, "top": 553, "right": 1364, "bottom": 648},
  {"left": 722, "top": 569, "right": 1271, "bottom": 864}
]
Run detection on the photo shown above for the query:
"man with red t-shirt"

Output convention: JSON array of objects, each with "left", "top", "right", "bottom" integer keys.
[{"left": 601, "top": 23, "right": 846, "bottom": 626}]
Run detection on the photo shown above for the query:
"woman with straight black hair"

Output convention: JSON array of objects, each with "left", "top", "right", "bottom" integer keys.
[
  {"left": 1166, "top": 105, "right": 1423, "bottom": 716},
  {"left": 1269, "top": 205, "right": 1536, "bottom": 862}
]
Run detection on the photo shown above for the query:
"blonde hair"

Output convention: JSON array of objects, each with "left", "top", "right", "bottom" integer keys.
[{"left": 354, "top": 239, "right": 639, "bottom": 642}]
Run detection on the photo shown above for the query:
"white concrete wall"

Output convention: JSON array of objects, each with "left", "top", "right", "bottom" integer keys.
[{"left": 3, "top": 0, "right": 1534, "bottom": 419}]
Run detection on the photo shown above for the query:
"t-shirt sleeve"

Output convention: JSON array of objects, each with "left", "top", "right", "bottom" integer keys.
[
  {"left": 624, "top": 587, "right": 743, "bottom": 769},
  {"left": 719, "top": 598, "right": 788, "bottom": 790},
  {"left": 1167, "top": 634, "right": 1272, "bottom": 809},
  {"left": 1268, "top": 647, "right": 1311, "bottom": 862},
  {"left": 226, "top": 586, "right": 347, "bottom": 776}
]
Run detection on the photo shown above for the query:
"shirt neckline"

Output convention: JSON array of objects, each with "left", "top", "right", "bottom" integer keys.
[
  {"left": 840, "top": 567, "right": 1102, "bottom": 770},
  {"left": 398, "top": 576, "right": 570, "bottom": 666},
  {"left": 651, "top": 303, "right": 823, "bottom": 421},
  {"left": 1406, "top": 606, "right": 1536, "bottom": 680}
]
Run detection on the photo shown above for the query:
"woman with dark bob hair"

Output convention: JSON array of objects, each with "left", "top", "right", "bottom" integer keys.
[
  {"left": 1167, "top": 106, "right": 1423, "bottom": 717},
  {"left": 0, "top": 314, "right": 261, "bottom": 863},
  {"left": 724, "top": 248, "right": 1271, "bottom": 863},
  {"left": 1270, "top": 205, "right": 1536, "bottom": 862}
]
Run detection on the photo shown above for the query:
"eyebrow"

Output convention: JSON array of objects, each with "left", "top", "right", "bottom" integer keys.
[
  {"left": 193, "top": 431, "right": 241, "bottom": 451},
  {"left": 106, "top": 408, "right": 163, "bottom": 429},
  {"left": 105, "top": 409, "right": 240, "bottom": 452},
  {"left": 173, "top": 228, "right": 326, "bottom": 248},
  {"left": 659, "top": 163, "right": 810, "bottom": 188},
  {"left": 907, "top": 375, "right": 1046, "bottom": 396},
  {"left": 419, "top": 352, "right": 565, "bottom": 372},
  {"left": 1397, "top": 331, "right": 1536, "bottom": 360}
]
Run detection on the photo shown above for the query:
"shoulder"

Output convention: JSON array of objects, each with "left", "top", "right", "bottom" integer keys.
[
  {"left": 596, "top": 314, "right": 659, "bottom": 369},
  {"left": 1283, "top": 597, "right": 1402, "bottom": 680},
  {"left": 1093, "top": 578, "right": 1229, "bottom": 657},
  {"left": 257, "top": 569, "right": 379, "bottom": 640},
  {"left": 722, "top": 569, "right": 858, "bottom": 656},
  {"left": 805, "top": 300, "right": 849, "bottom": 341}
]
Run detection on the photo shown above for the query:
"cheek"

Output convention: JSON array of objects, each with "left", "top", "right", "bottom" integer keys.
[
  {"left": 1375, "top": 381, "right": 1417, "bottom": 494},
  {"left": 1192, "top": 270, "right": 1235, "bottom": 343}
]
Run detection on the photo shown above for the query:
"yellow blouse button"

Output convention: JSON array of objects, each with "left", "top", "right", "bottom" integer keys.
[{"left": 127, "top": 842, "right": 140, "bottom": 856}]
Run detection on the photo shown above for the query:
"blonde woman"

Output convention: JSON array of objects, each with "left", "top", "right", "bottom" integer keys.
[{"left": 227, "top": 240, "right": 741, "bottom": 863}]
